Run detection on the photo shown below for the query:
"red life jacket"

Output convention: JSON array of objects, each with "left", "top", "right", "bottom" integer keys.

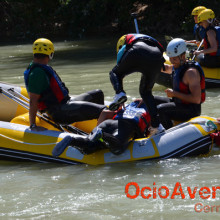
[
  {"left": 172, "top": 61, "right": 206, "bottom": 104},
  {"left": 24, "top": 63, "right": 70, "bottom": 111}
]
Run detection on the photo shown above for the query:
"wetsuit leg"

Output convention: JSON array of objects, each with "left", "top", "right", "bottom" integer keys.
[
  {"left": 71, "top": 89, "right": 104, "bottom": 104},
  {"left": 47, "top": 101, "right": 105, "bottom": 124},
  {"left": 109, "top": 68, "right": 125, "bottom": 94},
  {"left": 136, "top": 43, "right": 164, "bottom": 128},
  {"left": 68, "top": 120, "right": 119, "bottom": 154},
  {"left": 98, "top": 119, "right": 137, "bottom": 155},
  {"left": 154, "top": 96, "right": 171, "bottom": 106},
  {"left": 139, "top": 75, "right": 160, "bottom": 128},
  {"left": 69, "top": 119, "right": 137, "bottom": 155},
  {"left": 70, "top": 136, "right": 105, "bottom": 154},
  {"left": 157, "top": 102, "right": 201, "bottom": 129}
]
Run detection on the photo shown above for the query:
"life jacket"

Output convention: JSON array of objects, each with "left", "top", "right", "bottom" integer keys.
[
  {"left": 113, "top": 101, "right": 151, "bottom": 136},
  {"left": 172, "top": 61, "right": 205, "bottom": 104},
  {"left": 117, "top": 33, "right": 164, "bottom": 64},
  {"left": 193, "top": 24, "right": 206, "bottom": 41},
  {"left": 204, "top": 26, "right": 220, "bottom": 56},
  {"left": 24, "top": 63, "right": 70, "bottom": 111}
]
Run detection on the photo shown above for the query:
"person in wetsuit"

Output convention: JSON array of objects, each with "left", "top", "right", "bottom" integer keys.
[
  {"left": 194, "top": 9, "right": 220, "bottom": 68},
  {"left": 52, "top": 101, "right": 151, "bottom": 156},
  {"left": 108, "top": 34, "right": 165, "bottom": 136},
  {"left": 24, "top": 38, "right": 107, "bottom": 131},
  {"left": 158, "top": 38, "right": 206, "bottom": 129}
]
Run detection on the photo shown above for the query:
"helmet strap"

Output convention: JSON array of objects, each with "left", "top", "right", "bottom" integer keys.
[
  {"left": 178, "top": 56, "right": 184, "bottom": 66},
  {"left": 49, "top": 53, "right": 54, "bottom": 60},
  {"left": 207, "top": 19, "right": 213, "bottom": 24}
]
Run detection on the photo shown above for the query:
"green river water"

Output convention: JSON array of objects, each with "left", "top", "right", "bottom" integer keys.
[{"left": 0, "top": 39, "right": 220, "bottom": 219}]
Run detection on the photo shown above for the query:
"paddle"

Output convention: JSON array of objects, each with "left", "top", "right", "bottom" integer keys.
[
  {"left": 131, "top": 13, "right": 139, "bottom": 34},
  {"left": 0, "top": 87, "right": 88, "bottom": 135},
  {"left": 192, "top": 39, "right": 204, "bottom": 61},
  {"left": 165, "top": 35, "right": 173, "bottom": 43}
]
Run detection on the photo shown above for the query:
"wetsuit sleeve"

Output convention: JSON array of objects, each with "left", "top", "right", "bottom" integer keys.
[{"left": 28, "top": 67, "right": 50, "bottom": 94}]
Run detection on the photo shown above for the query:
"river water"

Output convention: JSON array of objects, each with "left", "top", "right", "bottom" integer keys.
[{"left": 0, "top": 39, "right": 220, "bottom": 219}]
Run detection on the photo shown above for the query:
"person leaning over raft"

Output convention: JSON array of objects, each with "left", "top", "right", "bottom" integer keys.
[
  {"left": 24, "top": 38, "right": 108, "bottom": 131},
  {"left": 194, "top": 9, "right": 220, "bottom": 68},
  {"left": 108, "top": 34, "right": 165, "bottom": 136},
  {"left": 52, "top": 101, "right": 151, "bottom": 157},
  {"left": 157, "top": 38, "right": 206, "bottom": 129}
]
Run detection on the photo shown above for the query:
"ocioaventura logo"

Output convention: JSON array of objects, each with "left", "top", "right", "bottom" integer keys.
[{"left": 125, "top": 182, "right": 220, "bottom": 213}]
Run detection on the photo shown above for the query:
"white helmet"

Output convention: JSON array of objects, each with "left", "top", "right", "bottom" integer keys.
[{"left": 166, "top": 38, "right": 187, "bottom": 57}]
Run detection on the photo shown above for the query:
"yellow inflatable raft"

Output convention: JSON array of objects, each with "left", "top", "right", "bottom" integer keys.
[{"left": 0, "top": 82, "right": 218, "bottom": 165}]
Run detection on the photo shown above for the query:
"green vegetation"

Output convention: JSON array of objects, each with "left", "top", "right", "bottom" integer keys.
[{"left": 0, "top": 0, "right": 219, "bottom": 42}]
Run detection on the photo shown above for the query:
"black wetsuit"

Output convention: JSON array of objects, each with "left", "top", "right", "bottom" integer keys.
[
  {"left": 69, "top": 118, "right": 142, "bottom": 155},
  {"left": 155, "top": 96, "right": 201, "bottom": 129},
  {"left": 46, "top": 89, "right": 105, "bottom": 124},
  {"left": 110, "top": 41, "right": 164, "bottom": 128},
  {"left": 68, "top": 101, "right": 149, "bottom": 155}
]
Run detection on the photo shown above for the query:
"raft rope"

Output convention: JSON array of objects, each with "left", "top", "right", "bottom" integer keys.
[
  {"left": 205, "top": 120, "right": 218, "bottom": 130},
  {"left": 200, "top": 120, "right": 219, "bottom": 157}
]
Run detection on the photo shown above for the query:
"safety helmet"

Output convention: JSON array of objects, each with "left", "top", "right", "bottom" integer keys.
[
  {"left": 166, "top": 38, "right": 187, "bottom": 58},
  {"left": 191, "top": 6, "right": 206, "bottom": 16},
  {"left": 116, "top": 35, "right": 126, "bottom": 53},
  {"left": 197, "top": 9, "right": 215, "bottom": 23},
  {"left": 33, "top": 38, "right": 54, "bottom": 58}
]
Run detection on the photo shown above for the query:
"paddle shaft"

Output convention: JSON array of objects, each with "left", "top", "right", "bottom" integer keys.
[
  {"left": 0, "top": 87, "right": 88, "bottom": 135},
  {"left": 0, "top": 87, "right": 66, "bottom": 132},
  {"left": 131, "top": 13, "right": 139, "bottom": 34},
  {"left": 192, "top": 39, "right": 204, "bottom": 61}
]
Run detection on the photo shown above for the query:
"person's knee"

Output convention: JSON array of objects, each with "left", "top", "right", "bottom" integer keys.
[
  {"left": 157, "top": 103, "right": 165, "bottom": 112},
  {"left": 88, "top": 89, "right": 104, "bottom": 104}
]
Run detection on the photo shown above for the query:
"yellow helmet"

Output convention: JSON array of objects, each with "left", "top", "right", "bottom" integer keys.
[
  {"left": 191, "top": 6, "right": 206, "bottom": 16},
  {"left": 116, "top": 35, "right": 126, "bottom": 53},
  {"left": 197, "top": 9, "right": 215, "bottom": 23},
  {"left": 33, "top": 38, "right": 54, "bottom": 56}
]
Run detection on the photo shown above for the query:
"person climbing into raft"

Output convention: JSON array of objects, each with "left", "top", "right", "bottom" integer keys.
[
  {"left": 24, "top": 38, "right": 110, "bottom": 131},
  {"left": 194, "top": 9, "right": 220, "bottom": 68},
  {"left": 157, "top": 38, "right": 206, "bottom": 129},
  {"left": 52, "top": 101, "right": 151, "bottom": 156},
  {"left": 108, "top": 33, "right": 165, "bottom": 136}
]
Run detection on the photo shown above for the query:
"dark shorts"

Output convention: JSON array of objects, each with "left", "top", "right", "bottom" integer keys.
[
  {"left": 155, "top": 96, "right": 201, "bottom": 129},
  {"left": 196, "top": 54, "right": 220, "bottom": 68}
]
